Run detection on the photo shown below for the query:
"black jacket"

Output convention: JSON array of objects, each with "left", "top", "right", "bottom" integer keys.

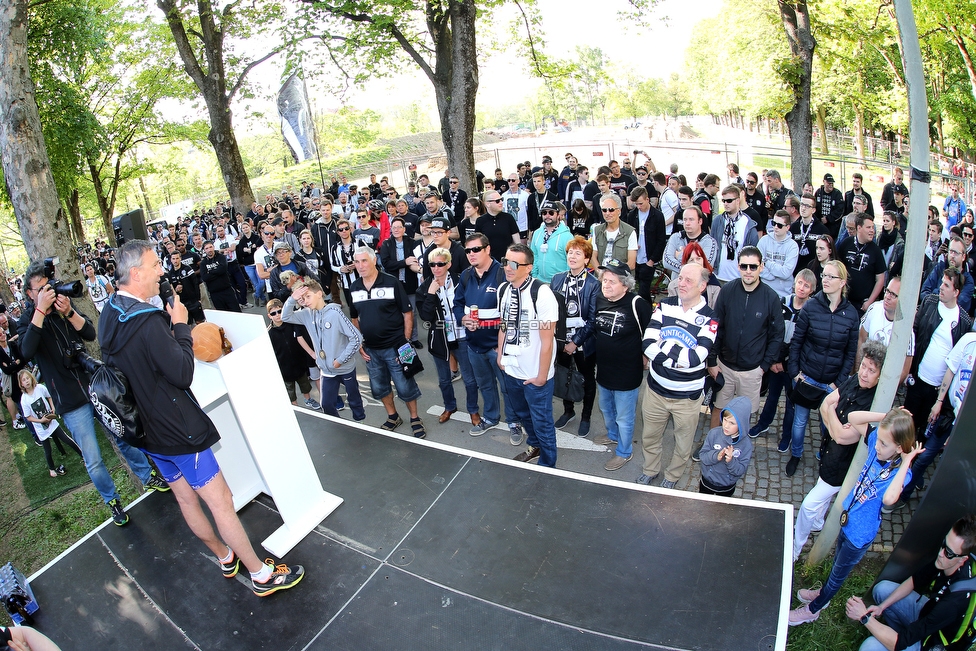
[
  {"left": 710, "top": 279, "right": 784, "bottom": 373},
  {"left": 200, "top": 252, "right": 233, "bottom": 292},
  {"left": 910, "top": 294, "right": 973, "bottom": 380},
  {"left": 623, "top": 205, "right": 667, "bottom": 265},
  {"left": 788, "top": 291, "right": 860, "bottom": 383},
  {"left": 416, "top": 273, "right": 461, "bottom": 361},
  {"left": 98, "top": 294, "right": 219, "bottom": 455},
  {"left": 380, "top": 237, "right": 420, "bottom": 294},
  {"left": 18, "top": 303, "right": 96, "bottom": 412},
  {"left": 0, "top": 338, "right": 27, "bottom": 401}
]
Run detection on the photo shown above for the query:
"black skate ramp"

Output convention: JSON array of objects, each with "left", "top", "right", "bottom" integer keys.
[{"left": 23, "top": 411, "right": 790, "bottom": 650}]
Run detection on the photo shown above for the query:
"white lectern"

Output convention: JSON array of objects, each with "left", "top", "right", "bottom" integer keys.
[{"left": 189, "top": 310, "right": 342, "bottom": 557}]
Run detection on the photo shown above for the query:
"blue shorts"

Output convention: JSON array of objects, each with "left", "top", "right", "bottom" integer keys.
[{"left": 147, "top": 449, "right": 220, "bottom": 491}]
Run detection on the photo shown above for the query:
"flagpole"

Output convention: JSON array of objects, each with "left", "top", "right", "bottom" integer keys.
[{"left": 301, "top": 66, "right": 327, "bottom": 194}]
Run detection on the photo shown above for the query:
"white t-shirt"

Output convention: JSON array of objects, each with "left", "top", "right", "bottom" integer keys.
[
  {"left": 499, "top": 281, "right": 559, "bottom": 381},
  {"left": 917, "top": 303, "right": 959, "bottom": 386},
  {"left": 659, "top": 188, "right": 680, "bottom": 232},
  {"left": 502, "top": 191, "right": 529, "bottom": 232},
  {"left": 600, "top": 228, "right": 638, "bottom": 268},
  {"left": 946, "top": 332, "right": 976, "bottom": 412},
  {"left": 860, "top": 302, "right": 915, "bottom": 355},
  {"left": 21, "top": 384, "right": 58, "bottom": 440}
]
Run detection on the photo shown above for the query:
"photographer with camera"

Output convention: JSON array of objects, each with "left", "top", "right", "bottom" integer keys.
[{"left": 18, "top": 258, "right": 169, "bottom": 526}]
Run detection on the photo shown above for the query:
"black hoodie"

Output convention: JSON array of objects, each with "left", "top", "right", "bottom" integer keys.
[{"left": 98, "top": 293, "right": 219, "bottom": 455}]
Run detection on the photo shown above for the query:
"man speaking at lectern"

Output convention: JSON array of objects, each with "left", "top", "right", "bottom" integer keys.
[{"left": 99, "top": 240, "right": 305, "bottom": 597}]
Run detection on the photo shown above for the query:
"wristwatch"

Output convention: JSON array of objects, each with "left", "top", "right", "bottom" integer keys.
[{"left": 860, "top": 613, "right": 872, "bottom": 625}]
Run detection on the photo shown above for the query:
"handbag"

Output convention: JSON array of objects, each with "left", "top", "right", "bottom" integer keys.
[
  {"left": 788, "top": 376, "right": 828, "bottom": 410},
  {"left": 397, "top": 341, "right": 425, "bottom": 379},
  {"left": 553, "top": 359, "right": 585, "bottom": 403}
]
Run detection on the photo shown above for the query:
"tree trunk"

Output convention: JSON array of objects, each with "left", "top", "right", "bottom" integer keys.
[
  {"left": 138, "top": 176, "right": 154, "bottom": 220},
  {"left": 429, "top": 0, "right": 477, "bottom": 198},
  {"left": 816, "top": 105, "right": 829, "bottom": 155},
  {"left": 67, "top": 189, "right": 84, "bottom": 243},
  {"left": 854, "top": 105, "right": 866, "bottom": 167},
  {"left": 157, "top": 0, "right": 255, "bottom": 216},
  {"left": 779, "top": 0, "right": 816, "bottom": 193},
  {"left": 0, "top": 0, "right": 100, "bottom": 331}
]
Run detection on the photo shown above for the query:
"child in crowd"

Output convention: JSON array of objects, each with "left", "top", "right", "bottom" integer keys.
[
  {"left": 266, "top": 299, "right": 320, "bottom": 410},
  {"left": 283, "top": 279, "right": 366, "bottom": 421},
  {"left": 696, "top": 395, "right": 753, "bottom": 497},
  {"left": 790, "top": 408, "right": 920, "bottom": 626},
  {"left": 18, "top": 369, "right": 83, "bottom": 478}
]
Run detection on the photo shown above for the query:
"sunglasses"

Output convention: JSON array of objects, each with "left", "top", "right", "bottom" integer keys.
[
  {"left": 263, "top": 232, "right": 274, "bottom": 236},
  {"left": 542, "top": 210, "right": 557, "bottom": 216},
  {"left": 464, "top": 245, "right": 486, "bottom": 254},
  {"left": 602, "top": 207, "right": 618, "bottom": 213},
  {"left": 942, "top": 538, "right": 965, "bottom": 560},
  {"left": 338, "top": 227, "right": 350, "bottom": 232},
  {"left": 722, "top": 198, "right": 737, "bottom": 204},
  {"left": 268, "top": 310, "right": 281, "bottom": 316},
  {"left": 738, "top": 263, "right": 759, "bottom": 271},
  {"left": 488, "top": 198, "right": 503, "bottom": 203},
  {"left": 501, "top": 258, "right": 531, "bottom": 270},
  {"left": 773, "top": 222, "right": 789, "bottom": 229},
  {"left": 429, "top": 261, "right": 449, "bottom": 268}
]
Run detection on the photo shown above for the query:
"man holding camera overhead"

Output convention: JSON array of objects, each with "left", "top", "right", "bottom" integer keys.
[{"left": 18, "top": 259, "right": 169, "bottom": 527}]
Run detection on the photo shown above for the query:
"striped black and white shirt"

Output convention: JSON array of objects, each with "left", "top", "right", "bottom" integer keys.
[{"left": 643, "top": 296, "right": 717, "bottom": 400}]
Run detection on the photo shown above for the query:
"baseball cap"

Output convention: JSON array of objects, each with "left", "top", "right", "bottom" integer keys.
[
  {"left": 542, "top": 155, "right": 553, "bottom": 163},
  {"left": 540, "top": 200, "right": 558, "bottom": 212},
  {"left": 273, "top": 241, "right": 292, "bottom": 253},
  {"left": 599, "top": 260, "right": 631, "bottom": 278},
  {"left": 429, "top": 217, "right": 451, "bottom": 231},
  {"left": 823, "top": 173, "right": 835, "bottom": 183}
]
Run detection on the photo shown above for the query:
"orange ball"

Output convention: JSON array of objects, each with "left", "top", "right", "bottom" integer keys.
[{"left": 192, "top": 322, "right": 226, "bottom": 362}]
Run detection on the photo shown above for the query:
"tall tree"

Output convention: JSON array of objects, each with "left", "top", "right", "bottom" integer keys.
[
  {"left": 778, "top": 0, "right": 816, "bottom": 191},
  {"left": 304, "top": 0, "right": 480, "bottom": 196},
  {"left": 156, "top": 0, "right": 294, "bottom": 215},
  {"left": 0, "top": 0, "right": 81, "bottom": 274}
]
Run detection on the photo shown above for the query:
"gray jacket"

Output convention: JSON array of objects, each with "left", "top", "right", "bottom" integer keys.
[{"left": 282, "top": 298, "right": 362, "bottom": 376}]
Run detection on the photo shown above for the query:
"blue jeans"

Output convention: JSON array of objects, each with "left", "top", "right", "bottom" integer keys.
[
  {"left": 320, "top": 371, "right": 365, "bottom": 420},
  {"left": 364, "top": 346, "right": 422, "bottom": 403},
  {"left": 466, "top": 346, "right": 516, "bottom": 425},
  {"left": 503, "top": 374, "right": 557, "bottom": 467},
  {"left": 431, "top": 342, "right": 479, "bottom": 415},
  {"left": 755, "top": 369, "right": 794, "bottom": 436},
  {"left": 810, "top": 529, "right": 871, "bottom": 613},
  {"left": 598, "top": 383, "right": 639, "bottom": 458},
  {"left": 859, "top": 580, "right": 924, "bottom": 651},
  {"left": 244, "top": 264, "right": 265, "bottom": 302},
  {"left": 63, "top": 403, "right": 153, "bottom": 504}
]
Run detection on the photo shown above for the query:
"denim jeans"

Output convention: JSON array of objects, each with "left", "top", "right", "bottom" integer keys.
[
  {"left": 503, "top": 374, "right": 556, "bottom": 467},
  {"left": 320, "top": 371, "right": 365, "bottom": 420},
  {"left": 431, "top": 342, "right": 480, "bottom": 415},
  {"left": 858, "top": 580, "right": 924, "bottom": 651},
  {"left": 467, "top": 346, "right": 516, "bottom": 425},
  {"left": 789, "top": 377, "right": 832, "bottom": 458},
  {"left": 244, "top": 264, "right": 265, "bottom": 302},
  {"left": 598, "top": 383, "right": 639, "bottom": 458},
  {"left": 755, "top": 369, "right": 793, "bottom": 436},
  {"left": 364, "top": 345, "right": 422, "bottom": 403},
  {"left": 810, "top": 528, "right": 871, "bottom": 613},
  {"left": 63, "top": 403, "right": 153, "bottom": 504}
]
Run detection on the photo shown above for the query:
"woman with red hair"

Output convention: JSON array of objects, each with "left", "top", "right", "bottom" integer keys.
[{"left": 667, "top": 241, "right": 721, "bottom": 307}]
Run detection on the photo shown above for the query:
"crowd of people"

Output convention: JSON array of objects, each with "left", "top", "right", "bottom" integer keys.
[{"left": 3, "top": 152, "right": 976, "bottom": 643}]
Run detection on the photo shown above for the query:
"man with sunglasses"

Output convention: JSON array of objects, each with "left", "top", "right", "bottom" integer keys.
[
  {"left": 711, "top": 185, "right": 760, "bottom": 283},
  {"left": 529, "top": 201, "right": 572, "bottom": 283},
  {"left": 500, "top": 175, "right": 530, "bottom": 237},
  {"left": 590, "top": 194, "right": 637, "bottom": 271},
  {"left": 707, "top": 246, "right": 784, "bottom": 430},
  {"left": 791, "top": 193, "right": 828, "bottom": 271},
  {"left": 254, "top": 224, "right": 278, "bottom": 302},
  {"left": 758, "top": 209, "right": 800, "bottom": 299},
  {"left": 846, "top": 515, "right": 976, "bottom": 651},
  {"left": 478, "top": 190, "right": 521, "bottom": 261}
]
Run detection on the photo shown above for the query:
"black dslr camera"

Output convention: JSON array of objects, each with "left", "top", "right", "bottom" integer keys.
[{"left": 43, "top": 257, "right": 84, "bottom": 298}]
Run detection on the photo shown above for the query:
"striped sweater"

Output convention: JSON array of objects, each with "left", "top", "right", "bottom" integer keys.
[{"left": 642, "top": 296, "right": 718, "bottom": 399}]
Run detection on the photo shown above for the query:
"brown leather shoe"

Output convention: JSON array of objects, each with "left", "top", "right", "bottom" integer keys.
[
  {"left": 438, "top": 409, "right": 457, "bottom": 423},
  {"left": 470, "top": 413, "right": 482, "bottom": 426}
]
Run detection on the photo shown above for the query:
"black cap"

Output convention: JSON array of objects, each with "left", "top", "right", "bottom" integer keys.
[
  {"left": 598, "top": 260, "right": 631, "bottom": 278},
  {"left": 540, "top": 200, "right": 558, "bottom": 212},
  {"left": 429, "top": 216, "right": 451, "bottom": 231},
  {"left": 823, "top": 173, "right": 835, "bottom": 183}
]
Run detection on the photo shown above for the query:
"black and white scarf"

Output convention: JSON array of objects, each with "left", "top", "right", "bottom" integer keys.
[
  {"left": 724, "top": 213, "right": 739, "bottom": 260},
  {"left": 504, "top": 277, "right": 533, "bottom": 348}
]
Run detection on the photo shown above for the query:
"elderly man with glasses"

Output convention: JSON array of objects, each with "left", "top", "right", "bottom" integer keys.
[{"left": 590, "top": 193, "right": 637, "bottom": 271}]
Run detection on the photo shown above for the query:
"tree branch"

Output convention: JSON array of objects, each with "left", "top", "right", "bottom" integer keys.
[{"left": 513, "top": 0, "right": 550, "bottom": 79}]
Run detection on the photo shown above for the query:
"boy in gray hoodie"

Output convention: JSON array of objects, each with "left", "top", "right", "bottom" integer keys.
[
  {"left": 283, "top": 279, "right": 366, "bottom": 420},
  {"left": 697, "top": 395, "right": 754, "bottom": 496}
]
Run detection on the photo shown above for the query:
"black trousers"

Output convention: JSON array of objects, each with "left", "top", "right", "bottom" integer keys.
[
  {"left": 903, "top": 378, "right": 939, "bottom": 441},
  {"left": 635, "top": 263, "right": 656, "bottom": 306}
]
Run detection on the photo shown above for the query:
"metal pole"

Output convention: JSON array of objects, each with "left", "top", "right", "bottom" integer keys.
[{"left": 807, "top": 0, "right": 930, "bottom": 565}]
